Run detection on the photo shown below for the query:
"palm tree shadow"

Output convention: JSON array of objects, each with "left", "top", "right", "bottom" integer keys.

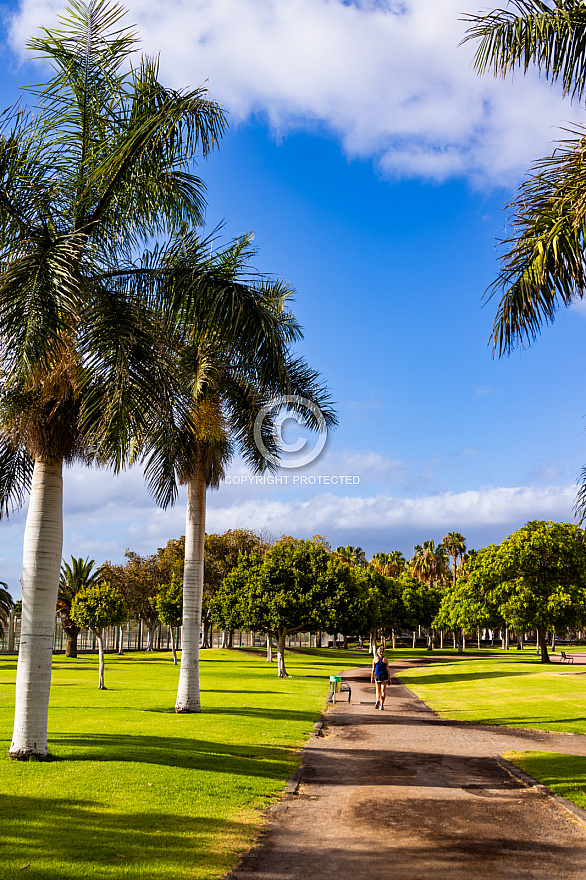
[
  {"left": 46, "top": 732, "right": 297, "bottom": 778},
  {"left": 0, "top": 792, "right": 255, "bottom": 877}
]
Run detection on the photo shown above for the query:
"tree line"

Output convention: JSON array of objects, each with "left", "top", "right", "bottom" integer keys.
[{"left": 30, "top": 517, "right": 586, "bottom": 690}]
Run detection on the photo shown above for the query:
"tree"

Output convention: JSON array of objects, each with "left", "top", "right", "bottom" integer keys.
[
  {"left": 2, "top": 0, "right": 226, "bottom": 759},
  {"left": 151, "top": 575, "right": 183, "bottom": 665},
  {"left": 71, "top": 583, "right": 128, "bottom": 688},
  {"left": 58, "top": 557, "right": 103, "bottom": 657},
  {"left": 463, "top": 3, "right": 586, "bottom": 512},
  {"left": 435, "top": 547, "right": 501, "bottom": 652},
  {"left": 401, "top": 574, "right": 442, "bottom": 647},
  {"left": 142, "top": 236, "right": 337, "bottom": 711},
  {"left": 369, "top": 551, "right": 406, "bottom": 578},
  {"left": 0, "top": 582, "right": 14, "bottom": 639},
  {"left": 204, "top": 530, "right": 270, "bottom": 647},
  {"left": 211, "top": 538, "right": 342, "bottom": 677},
  {"left": 335, "top": 545, "right": 367, "bottom": 568},
  {"left": 321, "top": 563, "right": 375, "bottom": 650},
  {"left": 442, "top": 532, "right": 467, "bottom": 587},
  {"left": 475, "top": 521, "right": 586, "bottom": 663},
  {"left": 409, "top": 540, "right": 449, "bottom": 588}
]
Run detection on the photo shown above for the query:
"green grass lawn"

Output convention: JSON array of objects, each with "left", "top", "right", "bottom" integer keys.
[
  {"left": 0, "top": 647, "right": 370, "bottom": 880},
  {"left": 397, "top": 648, "right": 586, "bottom": 813},
  {"left": 503, "top": 751, "right": 586, "bottom": 811},
  {"left": 397, "top": 648, "right": 586, "bottom": 733}
]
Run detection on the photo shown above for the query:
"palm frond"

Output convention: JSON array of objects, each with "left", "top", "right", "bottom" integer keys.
[
  {"left": 462, "top": 0, "right": 586, "bottom": 102},
  {"left": 486, "top": 129, "right": 586, "bottom": 354},
  {"left": 0, "top": 435, "right": 34, "bottom": 518}
]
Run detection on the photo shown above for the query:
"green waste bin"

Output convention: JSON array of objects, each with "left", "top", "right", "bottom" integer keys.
[{"left": 329, "top": 675, "right": 341, "bottom": 699}]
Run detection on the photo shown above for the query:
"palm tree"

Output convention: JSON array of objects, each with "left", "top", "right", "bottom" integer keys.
[
  {"left": 335, "top": 546, "right": 367, "bottom": 568},
  {"left": 58, "top": 556, "right": 103, "bottom": 657},
  {"left": 462, "top": 3, "right": 586, "bottom": 515},
  {"left": 369, "top": 550, "right": 405, "bottom": 577},
  {"left": 142, "top": 234, "right": 337, "bottom": 713},
  {"left": 442, "top": 532, "right": 466, "bottom": 587},
  {"left": 410, "top": 540, "right": 448, "bottom": 588},
  {"left": 0, "top": 0, "right": 226, "bottom": 759},
  {"left": 409, "top": 540, "right": 448, "bottom": 649},
  {"left": 0, "top": 582, "right": 14, "bottom": 640}
]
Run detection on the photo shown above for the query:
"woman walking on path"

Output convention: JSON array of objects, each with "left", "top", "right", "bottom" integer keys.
[{"left": 371, "top": 646, "right": 391, "bottom": 709}]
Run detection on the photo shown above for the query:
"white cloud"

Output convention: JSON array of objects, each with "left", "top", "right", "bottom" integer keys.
[
  {"left": 204, "top": 483, "right": 576, "bottom": 535},
  {"left": 8, "top": 0, "right": 584, "bottom": 183}
]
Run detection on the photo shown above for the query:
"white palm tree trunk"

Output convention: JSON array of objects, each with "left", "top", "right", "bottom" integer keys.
[
  {"left": 175, "top": 466, "right": 206, "bottom": 713},
  {"left": 9, "top": 458, "right": 63, "bottom": 759}
]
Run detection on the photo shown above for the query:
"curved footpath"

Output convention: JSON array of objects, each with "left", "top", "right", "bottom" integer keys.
[{"left": 227, "top": 659, "right": 586, "bottom": 880}]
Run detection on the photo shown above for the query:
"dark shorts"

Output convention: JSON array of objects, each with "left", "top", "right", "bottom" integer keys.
[{"left": 374, "top": 674, "right": 389, "bottom": 683}]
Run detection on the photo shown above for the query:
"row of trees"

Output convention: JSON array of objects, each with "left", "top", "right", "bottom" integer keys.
[{"left": 0, "top": 0, "right": 335, "bottom": 759}]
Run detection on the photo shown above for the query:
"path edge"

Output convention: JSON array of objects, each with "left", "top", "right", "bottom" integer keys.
[{"left": 498, "top": 757, "right": 586, "bottom": 827}]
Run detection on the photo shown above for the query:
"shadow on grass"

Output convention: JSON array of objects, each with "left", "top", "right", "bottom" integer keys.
[
  {"left": 0, "top": 793, "right": 256, "bottom": 880},
  {"left": 398, "top": 669, "right": 537, "bottom": 685},
  {"left": 45, "top": 732, "right": 298, "bottom": 778}
]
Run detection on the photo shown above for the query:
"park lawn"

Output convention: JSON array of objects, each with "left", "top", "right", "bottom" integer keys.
[
  {"left": 503, "top": 751, "right": 586, "bottom": 811},
  {"left": 0, "top": 648, "right": 368, "bottom": 880},
  {"left": 397, "top": 650, "right": 586, "bottom": 734}
]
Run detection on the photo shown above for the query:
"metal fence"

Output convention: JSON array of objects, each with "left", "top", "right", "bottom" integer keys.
[{"left": 0, "top": 613, "right": 328, "bottom": 653}]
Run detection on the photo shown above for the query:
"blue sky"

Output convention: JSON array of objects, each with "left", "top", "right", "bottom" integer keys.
[{"left": 2, "top": 0, "right": 586, "bottom": 597}]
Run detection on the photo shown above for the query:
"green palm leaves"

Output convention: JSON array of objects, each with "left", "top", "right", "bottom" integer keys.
[
  {"left": 463, "top": 2, "right": 586, "bottom": 356},
  {"left": 464, "top": 1, "right": 586, "bottom": 518}
]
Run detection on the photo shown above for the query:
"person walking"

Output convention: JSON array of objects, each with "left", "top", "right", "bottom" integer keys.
[{"left": 371, "top": 646, "right": 391, "bottom": 709}]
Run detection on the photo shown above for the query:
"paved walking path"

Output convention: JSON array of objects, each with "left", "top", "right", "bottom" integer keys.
[{"left": 227, "top": 660, "right": 586, "bottom": 880}]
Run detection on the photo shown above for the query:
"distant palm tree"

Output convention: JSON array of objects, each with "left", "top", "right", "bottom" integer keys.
[
  {"left": 370, "top": 551, "right": 405, "bottom": 577},
  {"left": 336, "top": 546, "right": 367, "bottom": 568},
  {"left": 0, "top": 582, "right": 14, "bottom": 640},
  {"left": 442, "top": 532, "right": 467, "bottom": 587},
  {"left": 58, "top": 557, "right": 103, "bottom": 657},
  {"left": 410, "top": 540, "right": 448, "bottom": 588}
]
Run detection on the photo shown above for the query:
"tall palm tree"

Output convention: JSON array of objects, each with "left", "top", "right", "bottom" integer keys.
[
  {"left": 463, "top": 2, "right": 586, "bottom": 515},
  {"left": 442, "top": 532, "right": 467, "bottom": 587},
  {"left": 142, "top": 234, "right": 337, "bottom": 713},
  {"left": 58, "top": 556, "right": 103, "bottom": 657},
  {"left": 0, "top": 0, "right": 226, "bottom": 759}
]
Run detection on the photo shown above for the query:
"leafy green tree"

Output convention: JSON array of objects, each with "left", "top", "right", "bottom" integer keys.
[
  {"left": 211, "top": 538, "right": 342, "bottom": 677},
  {"left": 151, "top": 575, "right": 183, "bottom": 665},
  {"left": 58, "top": 557, "right": 103, "bottom": 657},
  {"left": 321, "top": 563, "right": 375, "bottom": 649},
  {"left": 204, "top": 530, "right": 270, "bottom": 648},
  {"left": 1, "top": 0, "right": 226, "bottom": 760},
  {"left": 474, "top": 521, "right": 586, "bottom": 663},
  {"left": 402, "top": 575, "right": 442, "bottom": 648},
  {"left": 71, "top": 583, "right": 128, "bottom": 688},
  {"left": 435, "top": 546, "right": 502, "bottom": 651}
]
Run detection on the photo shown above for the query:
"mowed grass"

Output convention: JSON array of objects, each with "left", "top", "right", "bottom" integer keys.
[
  {"left": 0, "top": 647, "right": 368, "bottom": 880},
  {"left": 503, "top": 751, "right": 586, "bottom": 810},
  {"left": 397, "top": 648, "right": 586, "bottom": 733},
  {"left": 397, "top": 648, "right": 586, "bottom": 812}
]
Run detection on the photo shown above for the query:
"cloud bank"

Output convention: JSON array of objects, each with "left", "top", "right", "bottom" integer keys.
[{"left": 8, "top": 0, "right": 584, "bottom": 183}]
